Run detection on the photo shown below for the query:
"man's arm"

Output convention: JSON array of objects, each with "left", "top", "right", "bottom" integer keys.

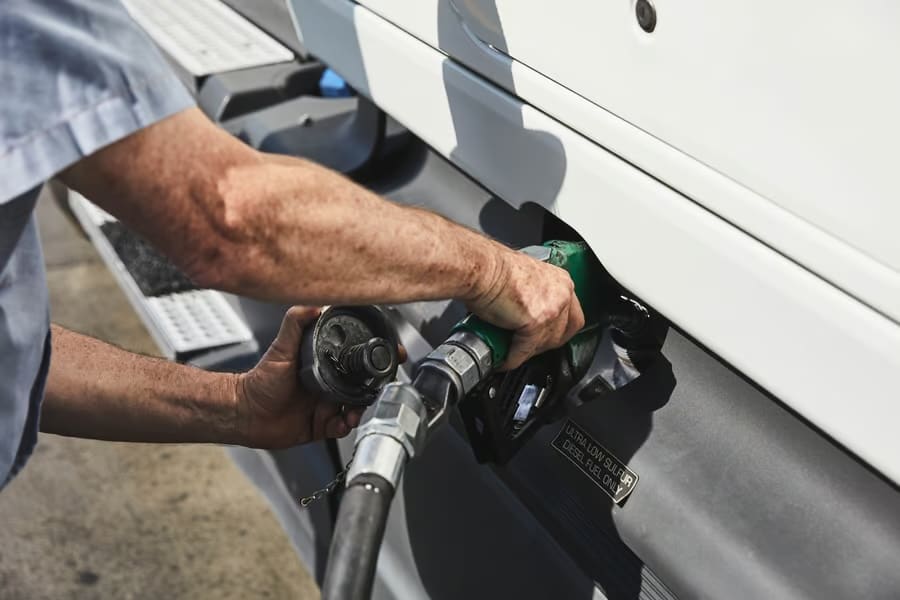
[
  {"left": 60, "top": 108, "right": 583, "bottom": 369},
  {"left": 43, "top": 309, "right": 361, "bottom": 447}
]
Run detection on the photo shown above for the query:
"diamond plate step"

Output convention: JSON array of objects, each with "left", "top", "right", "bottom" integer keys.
[{"left": 69, "top": 191, "right": 257, "bottom": 361}]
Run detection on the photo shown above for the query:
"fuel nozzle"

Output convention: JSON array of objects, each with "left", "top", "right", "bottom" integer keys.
[{"left": 454, "top": 241, "right": 614, "bottom": 463}]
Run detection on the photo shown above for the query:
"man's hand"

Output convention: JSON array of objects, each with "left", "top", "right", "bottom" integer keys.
[
  {"left": 235, "top": 307, "right": 365, "bottom": 449},
  {"left": 43, "top": 317, "right": 366, "bottom": 447},
  {"left": 469, "top": 249, "right": 585, "bottom": 370}
]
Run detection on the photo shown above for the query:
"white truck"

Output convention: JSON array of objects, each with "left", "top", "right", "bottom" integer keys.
[{"left": 73, "top": 1, "right": 900, "bottom": 598}]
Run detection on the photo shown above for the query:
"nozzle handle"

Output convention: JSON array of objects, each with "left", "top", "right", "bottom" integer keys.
[
  {"left": 452, "top": 316, "right": 512, "bottom": 367},
  {"left": 452, "top": 241, "right": 600, "bottom": 367}
]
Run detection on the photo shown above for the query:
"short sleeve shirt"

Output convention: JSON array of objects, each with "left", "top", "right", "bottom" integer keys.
[{"left": 0, "top": 0, "right": 194, "bottom": 487}]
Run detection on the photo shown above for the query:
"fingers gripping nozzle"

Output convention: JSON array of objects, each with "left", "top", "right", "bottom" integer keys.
[{"left": 452, "top": 241, "right": 604, "bottom": 366}]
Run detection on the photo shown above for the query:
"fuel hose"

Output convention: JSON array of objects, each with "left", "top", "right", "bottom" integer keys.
[
  {"left": 320, "top": 369, "right": 460, "bottom": 600},
  {"left": 318, "top": 307, "right": 510, "bottom": 598},
  {"left": 321, "top": 473, "right": 395, "bottom": 600}
]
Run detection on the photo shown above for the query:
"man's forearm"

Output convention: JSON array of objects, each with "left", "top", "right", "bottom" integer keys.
[
  {"left": 62, "top": 108, "right": 506, "bottom": 306},
  {"left": 61, "top": 107, "right": 584, "bottom": 368},
  {"left": 192, "top": 151, "right": 504, "bottom": 304},
  {"left": 42, "top": 325, "right": 240, "bottom": 444}
]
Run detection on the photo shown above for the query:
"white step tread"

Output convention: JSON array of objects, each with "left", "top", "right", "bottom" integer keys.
[
  {"left": 122, "top": 0, "right": 293, "bottom": 76},
  {"left": 69, "top": 191, "right": 256, "bottom": 358}
]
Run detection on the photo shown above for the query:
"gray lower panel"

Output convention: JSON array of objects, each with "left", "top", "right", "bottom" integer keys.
[
  {"left": 496, "top": 330, "right": 900, "bottom": 600},
  {"left": 228, "top": 446, "right": 328, "bottom": 576},
  {"left": 399, "top": 422, "right": 596, "bottom": 600}
]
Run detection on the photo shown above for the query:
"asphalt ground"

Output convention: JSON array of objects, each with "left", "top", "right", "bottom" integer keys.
[{"left": 0, "top": 186, "right": 318, "bottom": 600}]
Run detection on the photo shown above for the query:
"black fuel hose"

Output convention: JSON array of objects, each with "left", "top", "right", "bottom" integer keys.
[
  {"left": 321, "top": 474, "right": 395, "bottom": 600},
  {"left": 321, "top": 366, "right": 460, "bottom": 599}
]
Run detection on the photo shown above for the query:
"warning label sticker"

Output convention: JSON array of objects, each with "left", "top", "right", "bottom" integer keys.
[{"left": 551, "top": 420, "right": 638, "bottom": 504}]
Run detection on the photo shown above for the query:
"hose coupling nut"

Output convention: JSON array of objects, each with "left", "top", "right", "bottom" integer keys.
[
  {"left": 417, "top": 331, "right": 493, "bottom": 398},
  {"left": 355, "top": 382, "right": 428, "bottom": 459}
]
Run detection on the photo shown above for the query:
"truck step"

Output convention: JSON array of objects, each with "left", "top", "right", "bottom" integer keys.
[
  {"left": 122, "top": 0, "right": 293, "bottom": 76},
  {"left": 68, "top": 191, "right": 257, "bottom": 363}
]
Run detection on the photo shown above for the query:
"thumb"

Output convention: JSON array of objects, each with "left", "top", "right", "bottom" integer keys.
[{"left": 266, "top": 306, "right": 322, "bottom": 362}]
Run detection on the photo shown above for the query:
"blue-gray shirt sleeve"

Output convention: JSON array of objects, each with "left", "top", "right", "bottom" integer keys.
[{"left": 0, "top": 0, "right": 195, "bottom": 203}]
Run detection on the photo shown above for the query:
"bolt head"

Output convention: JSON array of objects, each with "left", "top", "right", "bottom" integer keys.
[{"left": 636, "top": 0, "right": 657, "bottom": 33}]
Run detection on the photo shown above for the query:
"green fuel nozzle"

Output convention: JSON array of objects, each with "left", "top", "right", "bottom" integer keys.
[{"left": 452, "top": 240, "right": 606, "bottom": 369}]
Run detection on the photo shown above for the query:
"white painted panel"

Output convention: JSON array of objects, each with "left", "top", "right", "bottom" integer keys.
[
  {"left": 356, "top": 0, "right": 900, "bottom": 326},
  {"left": 289, "top": 0, "right": 900, "bottom": 485},
  {"left": 446, "top": 1, "right": 900, "bottom": 275}
]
